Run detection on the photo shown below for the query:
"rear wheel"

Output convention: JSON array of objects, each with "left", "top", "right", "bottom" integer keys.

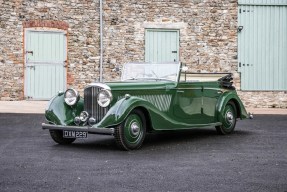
[
  {"left": 114, "top": 109, "right": 146, "bottom": 150},
  {"left": 216, "top": 101, "right": 237, "bottom": 135},
  {"left": 49, "top": 130, "right": 76, "bottom": 145}
]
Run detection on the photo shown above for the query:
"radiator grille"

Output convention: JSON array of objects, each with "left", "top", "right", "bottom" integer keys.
[{"left": 84, "top": 86, "right": 109, "bottom": 123}]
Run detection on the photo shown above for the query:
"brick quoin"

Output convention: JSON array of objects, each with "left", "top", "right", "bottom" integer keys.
[{"left": 23, "top": 20, "right": 69, "bottom": 30}]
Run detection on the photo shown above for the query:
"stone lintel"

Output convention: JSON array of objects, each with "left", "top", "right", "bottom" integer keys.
[{"left": 142, "top": 22, "right": 188, "bottom": 29}]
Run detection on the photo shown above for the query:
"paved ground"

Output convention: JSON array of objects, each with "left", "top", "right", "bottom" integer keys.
[
  {"left": 0, "top": 113, "right": 286, "bottom": 192},
  {"left": 1, "top": 100, "right": 287, "bottom": 114},
  {"left": 0, "top": 101, "right": 47, "bottom": 114}
]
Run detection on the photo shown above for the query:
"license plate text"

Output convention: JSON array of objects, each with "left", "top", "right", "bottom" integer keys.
[{"left": 63, "top": 131, "right": 88, "bottom": 139}]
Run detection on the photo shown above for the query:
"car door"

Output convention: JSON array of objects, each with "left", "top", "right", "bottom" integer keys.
[
  {"left": 202, "top": 82, "right": 223, "bottom": 123},
  {"left": 173, "top": 82, "right": 204, "bottom": 124}
]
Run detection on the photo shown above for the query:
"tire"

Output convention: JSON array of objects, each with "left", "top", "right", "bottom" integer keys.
[
  {"left": 49, "top": 130, "right": 76, "bottom": 145},
  {"left": 114, "top": 109, "right": 146, "bottom": 150},
  {"left": 216, "top": 101, "right": 237, "bottom": 135}
]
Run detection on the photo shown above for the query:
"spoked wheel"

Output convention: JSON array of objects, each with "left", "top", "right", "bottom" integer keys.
[
  {"left": 114, "top": 109, "right": 146, "bottom": 150},
  {"left": 216, "top": 101, "right": 237, "bottom": 135},
  {"left": 49, "top": 130, "right": 76, "bottom": 145}
]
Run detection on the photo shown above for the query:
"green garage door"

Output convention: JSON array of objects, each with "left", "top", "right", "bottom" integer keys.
[
  {"left": 145, "top": 29, "right": 179, "bottom": 62},
  {"left": 238, "top": 0, "right": 287, "bottom": 90},
  {"left": 25, "top": 30, "right": 66, "bottom": 100}
]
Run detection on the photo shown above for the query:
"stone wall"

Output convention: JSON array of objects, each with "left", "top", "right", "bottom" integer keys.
[
  {"left": 0, "top": 0, "right": 286, "bottom": 108},
  {"left": 0, "top": 0, "right": 24, "bottom": 100},
  {"left": 0, "top": 0, "right": 100, "bottom": 100},
  {"left": 102, "top": 0, "right": 239, "bottom": 81}
]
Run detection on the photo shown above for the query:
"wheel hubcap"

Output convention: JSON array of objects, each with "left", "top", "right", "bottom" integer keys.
[
  {"left": 226, "top": 111, "right": 234, "bottom": 124},
  {"left": 130, "top": 122, "right": 140, "bottom": 136}
]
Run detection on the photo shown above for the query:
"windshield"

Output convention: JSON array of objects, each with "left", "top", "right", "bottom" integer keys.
[{"left": 121, "top": 62, "right": 180, "bottom": 82}]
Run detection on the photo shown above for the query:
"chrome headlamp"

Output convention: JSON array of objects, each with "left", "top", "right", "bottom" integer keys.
[
  {"left": 64, "top": 88, "right": 79, "bottom": 106},
  {"left": 97, "top": 89, "right": 112, "bottom": 107}
]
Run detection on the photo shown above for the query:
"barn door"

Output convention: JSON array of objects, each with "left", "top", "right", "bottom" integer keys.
[
  {"left": 145, "top": 29, "right": 179, "bottom": 62},
  {"left": 238, "top": 3, "right": 287, "bottom": 90},
  {"left": 25, "top": 30, "right": 66, "bottom": 100}
]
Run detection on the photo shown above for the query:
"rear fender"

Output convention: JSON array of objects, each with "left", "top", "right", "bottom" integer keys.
[{"left": 216, "top": 91, "right": 248, "bottom": 122}]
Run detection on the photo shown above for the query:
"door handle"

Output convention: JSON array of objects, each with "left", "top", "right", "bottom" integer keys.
[{"left": 177, "top": 90, "right": 184, "bottom": 93}]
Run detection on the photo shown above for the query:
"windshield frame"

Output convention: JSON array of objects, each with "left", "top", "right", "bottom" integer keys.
[{"left": 121, "top": 62, "right": 181, "bottom": 82}]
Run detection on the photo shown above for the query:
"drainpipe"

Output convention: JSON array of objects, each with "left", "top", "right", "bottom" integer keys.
[{"left": 99, "top": 0, "right": 103, "bottom": 82}]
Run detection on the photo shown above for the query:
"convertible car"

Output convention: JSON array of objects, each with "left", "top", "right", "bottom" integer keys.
[{"left": 42, "top": 62, "right": 250, "bottom": 150}]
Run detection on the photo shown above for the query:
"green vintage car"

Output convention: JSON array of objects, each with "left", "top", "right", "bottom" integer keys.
[{"left": 42, "top": 62, "right": 250, "bottom": 150}]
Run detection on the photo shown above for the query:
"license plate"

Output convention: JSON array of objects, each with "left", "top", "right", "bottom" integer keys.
[{"left": 63, "top": 130, "right": 88, "bottom": 139}]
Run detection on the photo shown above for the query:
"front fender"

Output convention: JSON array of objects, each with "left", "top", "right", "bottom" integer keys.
[
  {"left": 95, "top": 96, "right": 156, "bottom": 128},
  {"left": 96, "top": 96, "right": 198, "bottom": 130},
  {"left": 45, "top": 94, "right": 152, "bottom": 128},
  {"left": 45, "top": 93, "right": 84, "bottom": 125},
  {"left": 216, "top": 91, "right": 248, "bottom": 122}
]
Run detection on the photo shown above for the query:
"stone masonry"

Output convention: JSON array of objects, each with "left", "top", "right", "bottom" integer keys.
[{"left": 0, "top": 0, "right": 286, "bottom": 108}]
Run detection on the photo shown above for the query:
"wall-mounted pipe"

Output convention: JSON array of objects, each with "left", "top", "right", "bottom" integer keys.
[{"left": 99, "top": 0, "right": 103, "bottom": 82}]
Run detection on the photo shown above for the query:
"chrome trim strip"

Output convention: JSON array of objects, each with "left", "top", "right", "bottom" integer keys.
[
  {"left": 176, "top": 88, "right": 202, "bottom": 91},
  {"left": 42, "top": 123, "right": 114, "bottom": 135},
  {"left": 86, "top": 83, "right": 111, "bottom": 90},
  {"left": 204, "top": 88, "right": 225, "bottom": 91},
  {"left": 176, "top": 88, "right": 224, "bottom": 91}
]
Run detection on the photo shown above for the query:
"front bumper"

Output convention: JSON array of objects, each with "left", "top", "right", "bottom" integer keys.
[{"left": 42, "top": 123, "right": 115, "bottom": 135}]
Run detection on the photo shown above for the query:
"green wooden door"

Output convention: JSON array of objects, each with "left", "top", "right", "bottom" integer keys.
[
  {"left": 145, "top": 29, "right": 179, "bottom": 62},
  {"left": 25, "top": 31, "right": 66, "bottom": 100},
  {"left": 238, "top": 1, "right": 287, "bottom": 90}
]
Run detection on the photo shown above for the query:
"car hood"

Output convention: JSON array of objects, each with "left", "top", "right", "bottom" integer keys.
[{"left": 106, "top": 81, "right": 177, "bottom": 91}]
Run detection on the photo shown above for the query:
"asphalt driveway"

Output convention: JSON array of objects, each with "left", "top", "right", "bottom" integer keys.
[{"left": 0, "top": 113, "right": 286, "bottom": 192}]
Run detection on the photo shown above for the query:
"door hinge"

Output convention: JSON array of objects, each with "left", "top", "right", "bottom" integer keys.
[
  {"left": 238, "top": 26, "right": 243, "bottom": 32},
  {"left": 64, "top": 60, "right": 68, "bottom": 67},
  {"left": 26, "top": 96, "right": 33, "bottom": 100},
  {"left": 26, "top": 51, "right": 33, "bottom": 56},
  {"left": 26, "top": 66, "right": 35, "bottom": 70}
]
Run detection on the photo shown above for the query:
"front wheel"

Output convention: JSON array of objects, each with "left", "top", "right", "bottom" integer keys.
[
  {"left": 216, "top": 101, "right": 237, "bottom": 135},
  {"left": 49, "top": 130, "right": 76, "bottom": 145},
  {"left": 114, "top": 109, "right": 146, "bottom": 150}
]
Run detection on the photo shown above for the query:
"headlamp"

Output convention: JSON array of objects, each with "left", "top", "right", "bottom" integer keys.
[
  {"left": 64, "top": 89, "right": 79, "bottom": 106},
  {"left": 97, "top": 89, "right": 112, "bottom": 107}
]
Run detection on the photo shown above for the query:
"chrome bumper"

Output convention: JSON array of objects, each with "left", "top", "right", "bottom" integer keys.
[{"left": 42, "top": 123, "right": 114, "bottom": 135}]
